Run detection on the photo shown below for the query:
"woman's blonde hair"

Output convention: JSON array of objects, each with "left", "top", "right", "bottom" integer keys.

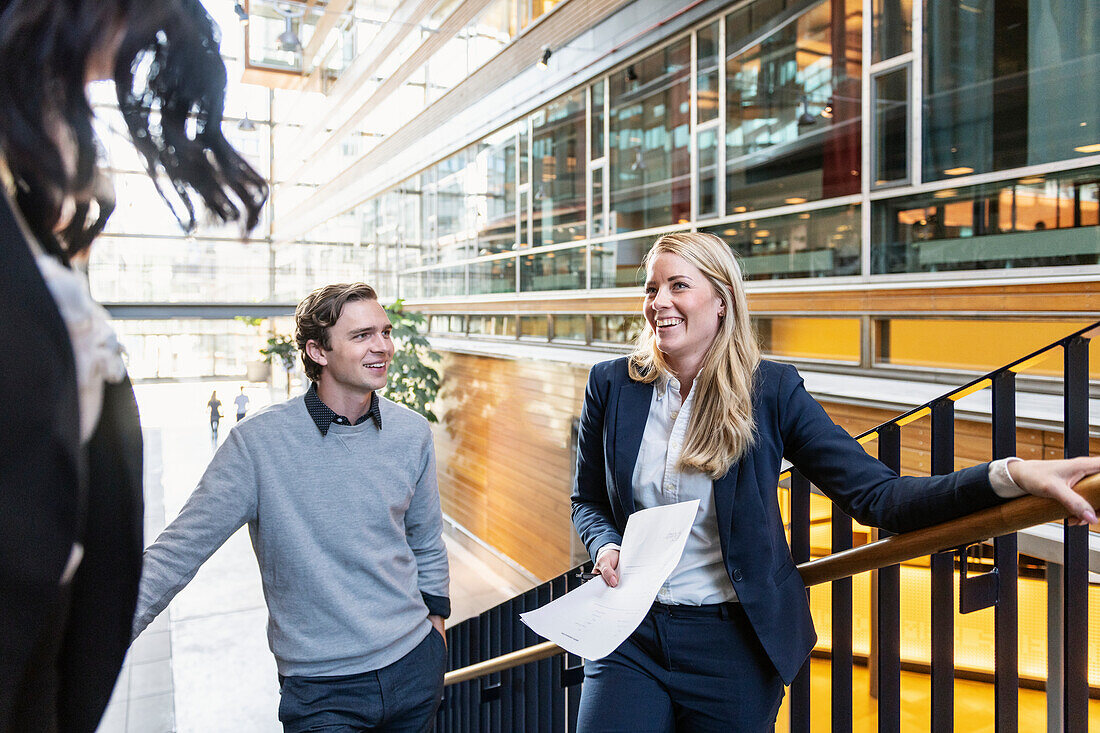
[{"left": 629, "top": 232, "right": 761, "bottom": 479}]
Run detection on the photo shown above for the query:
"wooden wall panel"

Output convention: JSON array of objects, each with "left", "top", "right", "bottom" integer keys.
[
  {"left": 432, "top": 352, "right": 1092, "bottom": 581},
  {"left": 432, "top": 352, "right": 589, "bottom": 580}
]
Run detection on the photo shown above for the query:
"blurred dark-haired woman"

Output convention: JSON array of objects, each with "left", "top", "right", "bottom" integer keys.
[{"left": 0, "top": 2, "right": 267, "bottom": 731}]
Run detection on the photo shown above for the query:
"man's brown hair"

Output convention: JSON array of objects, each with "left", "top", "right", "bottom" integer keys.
[{"left": 294, "top": 282, "right": 378, "bottom": 382}]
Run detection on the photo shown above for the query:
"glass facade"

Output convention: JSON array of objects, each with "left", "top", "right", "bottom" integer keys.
[{"left": 84, "top": 0, "right": 1100, "bottom": 380}]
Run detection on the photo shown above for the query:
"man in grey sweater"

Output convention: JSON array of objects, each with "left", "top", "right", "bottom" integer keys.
[{"left": 131, "top": 283, "right": 450, "bottom": 732}]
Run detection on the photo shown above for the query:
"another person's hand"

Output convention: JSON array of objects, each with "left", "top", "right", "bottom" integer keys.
[
  {"left": 595, "top": 548, "right": 620, "bottom": 588},
  {"left": 429, "top": 614, "right": 446, "bottom": 648},
  {"left": 1008, "top": 457, "right": 1100, "bottom": 526}
]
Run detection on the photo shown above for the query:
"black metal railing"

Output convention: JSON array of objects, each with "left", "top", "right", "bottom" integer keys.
[{"left": 438, "top": 321, "right": 1099, "bottom": 732}]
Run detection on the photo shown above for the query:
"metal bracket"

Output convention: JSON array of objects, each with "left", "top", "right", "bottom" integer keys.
[
  {"left": 957, "top": 543, "right": 1000, "bottom": 614},
  {"left": 560, "top": 654, "right": 585, "bottom": 688},
  {"left": 479, "top": 681, "right": 502, "bottom": 703}
]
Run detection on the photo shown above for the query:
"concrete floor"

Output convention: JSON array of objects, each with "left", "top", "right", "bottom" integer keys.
[{"left": 96, "top": 380, "right": 529, "bottom": 733}]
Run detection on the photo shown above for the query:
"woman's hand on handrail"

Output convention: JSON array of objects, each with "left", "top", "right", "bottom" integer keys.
[{"left": 1008, "top": 457, "right": 1100, "bottom": 526}]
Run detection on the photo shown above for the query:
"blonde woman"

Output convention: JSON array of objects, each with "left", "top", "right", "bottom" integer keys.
[{"left": 571, "top": 232, "right": 1099, "bottom": 731}]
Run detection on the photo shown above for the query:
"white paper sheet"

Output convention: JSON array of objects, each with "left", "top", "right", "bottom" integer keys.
[{"left": 519, "top": 499, "right": 700, "bottom": 660}]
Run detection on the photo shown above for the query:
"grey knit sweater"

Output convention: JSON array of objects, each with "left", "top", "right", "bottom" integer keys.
[{"left": 131, "top": 393, "right": 450, "bottom": 677}]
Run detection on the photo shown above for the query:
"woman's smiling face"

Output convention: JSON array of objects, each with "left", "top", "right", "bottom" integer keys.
[{"left": 643, "top": 251, "right": 725, "bottom": 375}]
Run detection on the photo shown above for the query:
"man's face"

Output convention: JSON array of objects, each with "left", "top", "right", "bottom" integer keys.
[{"left": 311, "top": 299, "right": 395, "bottom": 396}]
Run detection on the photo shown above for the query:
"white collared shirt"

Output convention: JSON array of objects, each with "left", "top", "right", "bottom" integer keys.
[{"left": 630, "top": 372, "right": 737, "bottom": 605}]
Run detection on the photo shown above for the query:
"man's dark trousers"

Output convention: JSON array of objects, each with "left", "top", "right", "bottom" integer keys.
[{"left": 278, "top": 628, "right": 446, "bottom": 732}]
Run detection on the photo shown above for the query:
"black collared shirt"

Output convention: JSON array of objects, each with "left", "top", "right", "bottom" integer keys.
[{"left": 304, "top": 383, "right": 382, "bottom": 436}]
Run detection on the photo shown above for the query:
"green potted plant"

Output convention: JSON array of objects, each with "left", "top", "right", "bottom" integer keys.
[
  {"left": 260, "top": 334, "right": 298, "bottom": 398},
  {"left": 384, "top": 300, "right": 441, "bottom": 422}
]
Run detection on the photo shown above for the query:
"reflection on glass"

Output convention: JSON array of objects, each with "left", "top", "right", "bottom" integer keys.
[
  {"left": 520, "top": 315, "right": 549, "bottom": 338},
  {"left": 468, "top": 315, "right": 515, "bottom": 336},
  {"left": 475, "top": 126, "right": 517, "bottom": 255},
  {"left": 592, "top": 314, "right": 644, "bottom": 344},
  {"left": 519, "top": 189, "right": 530, "bottom": 248},
  {"left": 520, "top": 246, "right": 586, "bottom": 291},
  {"left": 112, "top": 319, "right": 262, "bottom": 379},
  {"left": 872, "top": 169, "right": 1100, "bottom": 274},
  {"left": 532, "top": 91, "right": 587, "bottom": 247},
  {"left": 873, "top": 67, "right": 908, "bottom": 185},
  {"left": 470, "top": 257, "right": 517, "bottom": 294},
  {"left": 553, "top": 314, "right": 587, "bottom": 341},
  {"left": 698, "top": 128, "right": 719, "bottom": 219},
  {"left": 519, "top": 125, "right": 530, "bottom": 185},
  {"left": 425, "top": 266, "right": 466, "bottom": 297},
  {"left": 875, "top": 318, "right": 1100, "bottom": 378},
  {"left": 924, "top": 0, "right": 1100, "bottom": 179},
  {"left": 591, "top": 236, "right": 652, "bottom": 289},
  {"left": 592, "top": 79, "right": 606, "bottom": 160},
  {"left": 701, "top": 205, "right": 860, "bottom": 280},
  {"left": 697, "top": 22, "right": 720, "bottom": 124},
  {"left": 753, "top": 316, "right": 861, "bottom": 362},
  {"left": 592, "top": 166, "right": 606, "bottom": 236},
  {"left": 872, "top": 0, "right": 911, "bottom": 62},
  {"left": 610, "top": 37, "right": 692, "bottom": 230},
  {"left": 725, "top": 0, "right": 862, "bottom": 212}
]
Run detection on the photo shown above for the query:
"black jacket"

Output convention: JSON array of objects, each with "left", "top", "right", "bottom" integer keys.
[
  {"left": 571, "top": 357, "right": 1002, "bottom": 684},
  {"left": 0, "top": 192, "right": 144, "bottom": 733}
]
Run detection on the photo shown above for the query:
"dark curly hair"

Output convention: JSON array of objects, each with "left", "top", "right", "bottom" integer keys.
[
  {"left": 295, "top": 283, "right": 379, "bottom": 382},
  {"left": 0, "top": 0, "right": 268, "bottom": 261}
]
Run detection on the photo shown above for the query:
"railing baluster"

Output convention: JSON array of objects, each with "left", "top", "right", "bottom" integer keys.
[
  {"left": 536, "top": 583, "right": 553, "bottom": 732},
  {"left": 549, "top": 576, "right": 567, "bottom": 733},
  {"left": 1062, "top": 336, "right": 1089, "bottom": 730},
  {"left": 930, "top": 399, "right": 955, "bottom": 732},
  {"left": 832, "top": 504, "right": 853, "bottom": 733},
  {"left": 991, "top": 370, "right": 1019, "bottom": 733},
  {"left": 565, "top": 571, "right": 583, "bottom": 733},
  {"left": 789, "top": 471, "right": 812, "bottom": 732},
  {"left": 877, "top": 423, "right": 902, "bottom": 733}
]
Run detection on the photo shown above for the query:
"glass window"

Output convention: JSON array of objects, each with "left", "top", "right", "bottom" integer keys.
[
  {"left": 425, "top": 266, "right": 466, "bottom": 297},
  {"left": 468, "top": 315, "right": 515, "bottom": 336},
  {"left": 592, "top": 166, "right": 606, "bottom": 237},
  {"left": 531, "top": 91, "right": 587, "bottom": 247},
  {"left": 609, "top": 37, "right": 692, "bottom": 231},
  {"left": 469, "top": 257, "right": 516, "bottom": 294},
  {"left": 519, "top": 189, "right": 531, "bottom": 249},
  {"left": 593, "top": 314, "right": 644, "bottom": 344},
  {"left": 753, "top": 316, "right": 861, "bottom": 362},
  {"left": 591, "top": 79, "right": 606, "bottom": 160},
  {"left": 725, "top": 0, "right": 863, "bottom": 212},
  {"left": 874, "top": 319, "right": 1100, "bottom": 378},
  {"left": 519, "top": 315, "right": 549, "bottom": 338},
  {"left": 591, "top": 236, "right": 652, "bottom": 289},
  {"left": 553, "top": 314, "right": 587, "bottom": 341},
  {"left": 474, "top": 126, "right": 517, "bottom": 255},
  {"left": 702, "top": 204, "right": 861, "bottom": 280},
  {"left": 697, "top": 22, "right": 720, "bottom": 124},
  {"left": 520, "top": 246, "right": 586, "bottom": 291},
  {"left": 924, "top": 0, "right": 1100, "bottom": 180},
  {"left": 872, "top": 168, "right": 1100, "bottom": 274},
  {"left": 872, "top": 0, "right": 911, "bottom": 62},
  {"left": 698, "top": 127, "right": 719, "bottom": 219},
  {"left": 873, "top": 66, "right": 909, "bottom": 185}
]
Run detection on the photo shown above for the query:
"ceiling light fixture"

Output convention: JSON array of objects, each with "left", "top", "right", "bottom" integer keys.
[
  {"left": 275, "top": 3, "right": 304, "bottom": 53},
  {"left": 797, "top": 96, "right": 817, "bottom": 128},
  {"left": 537, "top": 46, "right": 552, "bottom": 70},
  {"left": 234, "top": 1, "right": 249, "bottom": 25},
  {"left": 944, "top": 166, "right": 974, "bottom": 175},
  {"left": 238, "top": 113, "right": 257, "bottom": 132}
]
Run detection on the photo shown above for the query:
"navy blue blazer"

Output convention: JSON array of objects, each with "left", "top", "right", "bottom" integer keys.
[{"left": 571, "top": 357, "right": 1003, "bottom": 684}]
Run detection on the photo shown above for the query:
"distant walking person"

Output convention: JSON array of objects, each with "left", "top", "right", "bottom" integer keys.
[
  {"left": 207, "top": 390, "right": 222, "bottom": 442},
  {"left": 132, "top": 283, "right": 450, "bottom": 733},
  {"left": 234, "top": 386, "right": 250, "bottom": 422}
]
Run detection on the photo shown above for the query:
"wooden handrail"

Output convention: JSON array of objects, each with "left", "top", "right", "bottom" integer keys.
[{"left": 443, "top": 474, "right": 1100, "bottom": 687}]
